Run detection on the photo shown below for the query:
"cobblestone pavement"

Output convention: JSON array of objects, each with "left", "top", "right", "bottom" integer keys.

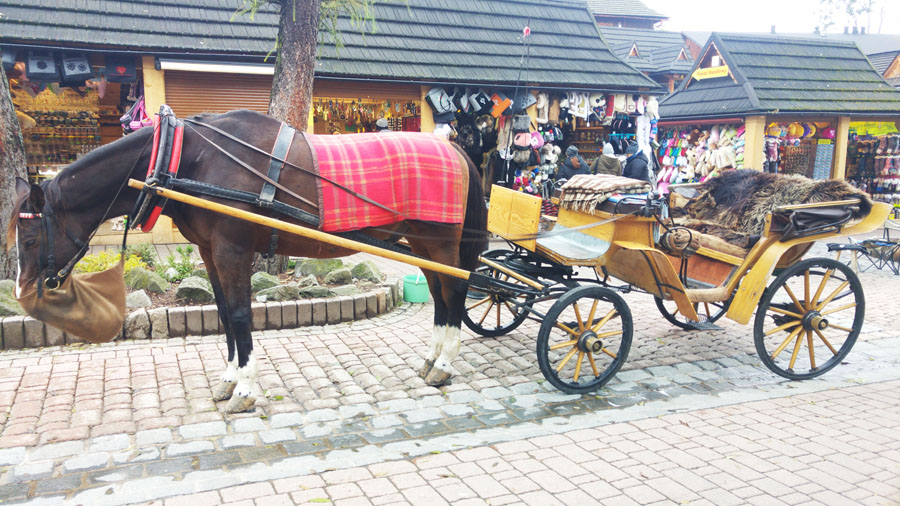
[{"left": 1, "top": 239, "right": 899, "bottom": 504}]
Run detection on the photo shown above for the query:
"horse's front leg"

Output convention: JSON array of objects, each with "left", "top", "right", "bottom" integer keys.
[
  {"left": 208, "top": 245, "right": 259, "bottom": 413},
  {"left": 199, "top": 247, "right": 237, "bottom": 402},
  {"left": 423, "top": 275, "right": 467, "bottom": 386}
]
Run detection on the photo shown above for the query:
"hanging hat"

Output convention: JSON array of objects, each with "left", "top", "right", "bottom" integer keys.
[
  {"left": 490, "top": 92, "right": 512, "bottom": 118},
  {"left": 512, "top": 90, "right": 538, "bottom": 113},
  {"left": 613, "top": 94, "right": 626, "bottom": 113},
  {"left": 787, "top": 122, "right": 804, "bottom": 138},
  {"left": 589, "top": 93, "right": 606, "bottom": 109},
  {"left": 426, "top": 87, "right": 456, "bottom": 123},
  {"left": 469, "top": 89, "right": 492, "bottom": 112},
  {"left": 626, "top": 94, "right": 636, "bottom": 114},
  {"left": 821, "top": 127, "right": 836, "bottom": 139},
  {"left": 530, "top": 130, "right": 545, "bottom": 149},
  {"left": 535, "top": 92, "right": 550, "bottom": 124}
]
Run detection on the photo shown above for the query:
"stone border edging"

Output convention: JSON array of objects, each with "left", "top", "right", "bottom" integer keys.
[{"left": 0, "top": 279, "right": 404, "bottom": 350}]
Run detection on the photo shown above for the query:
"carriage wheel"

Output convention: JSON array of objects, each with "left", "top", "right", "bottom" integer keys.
[
  {"left": 754, "top": 258, "right": 864, "bottom": 380},
  {"left": 654, "top": 297, "right": 728, "bottom": 330},
  {"left": 462, "top": 250, "right": 535, "bottom": 337},
  {"left": 537, "top": 286, "right": 632, "bottom": 394}
]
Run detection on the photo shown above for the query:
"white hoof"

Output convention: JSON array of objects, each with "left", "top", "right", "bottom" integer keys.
[
  {"left": 212, "top": 381, "right": 236, "bottom": 402},
  {"left": 225, "top": 393, "right": 257, "bottom": 413}
]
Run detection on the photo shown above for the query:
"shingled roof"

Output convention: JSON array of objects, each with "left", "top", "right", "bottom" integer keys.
[
  {"left": 0, "top": 0, "right": 660, "bottom": 91},
  {"left": 599, "top": 27, "right": 693, "bottom": 75},
  {"left": 869, "top": 51, "right": 899, "bottom": 75},
  {"left": 659, "top": 33, "right": 900, "bottom": 120},
  {"left": 583, "top": 0, "right": 667, "bottom": 21}
]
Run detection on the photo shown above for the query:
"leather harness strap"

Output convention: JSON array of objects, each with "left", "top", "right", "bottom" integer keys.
[{"left": 259, "top": 123, "right": 296, "bottom": 208}]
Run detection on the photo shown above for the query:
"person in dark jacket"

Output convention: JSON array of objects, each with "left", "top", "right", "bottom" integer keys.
[
  {"left": 622, "top": 144, "right": 652, "bottom": 183},
  {"left": 591, "top": 142, "right": 622, "bottom": 176},
  {"left": 557, "top": 145, "right": 589, "bottom": 181}
]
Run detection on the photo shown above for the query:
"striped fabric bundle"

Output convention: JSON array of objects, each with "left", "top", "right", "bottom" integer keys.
[{"left": 557, "top": 174, "right": 651, "bottom": 214}]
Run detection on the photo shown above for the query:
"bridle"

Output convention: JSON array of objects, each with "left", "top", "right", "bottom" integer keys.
[{"left": 18, "top": 194, "right": 87, "bottom": 294}]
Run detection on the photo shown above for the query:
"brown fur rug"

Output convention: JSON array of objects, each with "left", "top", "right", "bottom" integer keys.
[
  {"left": 684, "top": 169, "right": 872, "bottom": 242},
  {"left": 680, "top": 170, "right": 872, "bottom": 243}
]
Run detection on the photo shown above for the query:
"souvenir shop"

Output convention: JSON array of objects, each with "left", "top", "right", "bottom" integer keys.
[
  {"left": 3, "top": 49, "right": 141, "bottom": 183},
  {"left": 425, "top": 86, "right": 663, "bottom": 199},
  {"left": 309, "top": 97, "right": 421, "bottom": 134},
  {"left": 655, "top": 121, "right": 747, "bottom": 188},
  {"left": 844, "top": 121, "right": 900, "bottom": 212}
]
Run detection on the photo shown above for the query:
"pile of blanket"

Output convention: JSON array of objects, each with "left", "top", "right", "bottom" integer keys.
[{"left": 557, "top": 174, "right": 652, "bottom": 214}]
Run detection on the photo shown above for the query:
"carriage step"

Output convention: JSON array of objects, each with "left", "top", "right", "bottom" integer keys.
[{"left": 683, "top": 320, "right": 722, "bottom": 331}]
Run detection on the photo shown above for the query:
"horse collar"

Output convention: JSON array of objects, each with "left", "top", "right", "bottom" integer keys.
[{"left": 131, "top": 106, "right": 185, "bottom": 232}]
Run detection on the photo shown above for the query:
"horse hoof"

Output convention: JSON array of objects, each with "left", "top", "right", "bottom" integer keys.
[
  {"left": 418, "top": 359, "right": 435, "bottom": 379},
  {"left": 225, "top": 394, "right": 257, "bottom": 413},
  {"left": 424, "top": 368, "right": 452, "bottom": 386},
  {"left": 212, "top": 381, "right": 236, "bottom": 402}
]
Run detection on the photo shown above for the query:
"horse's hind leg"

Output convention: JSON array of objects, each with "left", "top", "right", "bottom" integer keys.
[
  {"left": 416, "top": 271, "right": 448, "bottom": 379},
  {"left": 199, "top": 247, "right": 237, "bottom": 402},
  {"left": 206, "top": 242, "right": 258, "bottom": 413}
]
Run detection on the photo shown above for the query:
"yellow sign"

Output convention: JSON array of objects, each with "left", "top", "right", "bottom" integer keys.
[
  {"left": 692, "top": 65, "right": 730, "bottom": 80},
  {"left": 849, "top": 121, "right": 899, "bottom": 136}
]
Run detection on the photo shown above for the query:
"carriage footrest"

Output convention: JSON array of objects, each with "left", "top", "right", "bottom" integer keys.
[{"left": 683, "top": 320, "right": 722, "bottom": 331}]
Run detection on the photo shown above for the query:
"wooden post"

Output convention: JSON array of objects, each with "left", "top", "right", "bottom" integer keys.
[
  {"left": 141, "top": 56, "right": 166, "bottom": 113},
  {"left": 743, "top": 115, "right": 766, "bottom": 170},
  {"left": 831, "top": 116, "right": 851, "bottom": 180},
  {"left": 419, "top": 86, "right": 435, "bottom": 133}
]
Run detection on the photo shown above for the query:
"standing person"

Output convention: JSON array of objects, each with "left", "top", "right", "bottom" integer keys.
[
  {"left": 623, "top": 144, "right": 652, "bottom": 183},
  {"left": 591, "top": 142, "right": 621, "bottom": 176},
  {"left": 557, "top": 145, "right": 589, "bottom": 181}
]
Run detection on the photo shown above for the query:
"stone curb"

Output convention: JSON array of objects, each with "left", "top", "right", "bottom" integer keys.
[{"left": 0, "top": 279, "right": 404, "bottom": 350}]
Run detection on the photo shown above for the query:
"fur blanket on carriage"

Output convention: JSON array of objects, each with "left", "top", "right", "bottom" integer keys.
[{"left": 672, "top": 170, "right": 872, "bottom": 247}]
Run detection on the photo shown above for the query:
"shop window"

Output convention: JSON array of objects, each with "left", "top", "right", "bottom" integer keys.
[{"left": 311, "top": 97, "right": 420, "bottom": 134}]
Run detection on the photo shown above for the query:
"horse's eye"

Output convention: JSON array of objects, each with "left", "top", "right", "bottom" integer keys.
[{"left": 23, "top": 239, "right": 36, "bottom": 248}]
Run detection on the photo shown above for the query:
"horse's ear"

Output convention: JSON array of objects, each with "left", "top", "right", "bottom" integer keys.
[
  {"left": 15, "top": 177, "right": 30, "bottom": 199},
  {"left": 28, "top": 183, "right": 45, "bottom": 211}
]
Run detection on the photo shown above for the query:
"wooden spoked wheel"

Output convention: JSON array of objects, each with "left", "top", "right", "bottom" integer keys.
[
  {"left": 462, "top": 250, "right": 535, "bottom": 337},
  {"left": 655, "top": 297, "right": 728, "bottom": 330},
  {"left": 754, "top": 258, "right": 864, "bottom": 380},
  {"left": 537, "top": 286, "right": 633, "bottom": 394}
]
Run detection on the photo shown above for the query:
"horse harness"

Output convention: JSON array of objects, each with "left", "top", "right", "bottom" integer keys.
[
  {"left": 131, "top": 106, "right": 418, "bottom": 259},
  {"left": 19, "top": 195, "right": 87, "bottom": 294}
]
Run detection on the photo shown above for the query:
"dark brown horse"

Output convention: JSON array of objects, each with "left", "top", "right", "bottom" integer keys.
[{"left": 9, "top": 109, "right": 487, "bottom": 412}]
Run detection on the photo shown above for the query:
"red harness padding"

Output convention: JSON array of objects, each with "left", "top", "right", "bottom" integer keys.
[{"left": 140, "top": 115, "right": 184, "bottom": 232}]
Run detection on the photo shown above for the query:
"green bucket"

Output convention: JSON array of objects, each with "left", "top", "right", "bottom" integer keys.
[{"left": 403, "top": 274, "right": 430, "bottom": 303}]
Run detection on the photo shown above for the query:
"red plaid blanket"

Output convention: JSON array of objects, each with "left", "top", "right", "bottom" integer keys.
[{"left": 307, "top": 132, "right": 466, "bottom": 232}]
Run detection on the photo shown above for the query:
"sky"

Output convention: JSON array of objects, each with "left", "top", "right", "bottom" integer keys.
[{"left": 642, "top": 0, "right": 900, "bottom": 35}]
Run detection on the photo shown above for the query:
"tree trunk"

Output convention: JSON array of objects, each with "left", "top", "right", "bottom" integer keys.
[
  {"left": 253, "top": 0, "right": 322, "bottom": 275},
  {"left": 0, "top": 66, "right": 27, "bottom": 279}
]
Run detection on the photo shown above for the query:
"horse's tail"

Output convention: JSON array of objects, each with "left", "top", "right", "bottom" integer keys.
[{"left": 453, "top": 144, "right": 488, "bottom": 272}]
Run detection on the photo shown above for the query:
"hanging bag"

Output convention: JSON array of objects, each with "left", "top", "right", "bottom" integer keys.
[{"left": 120, "top": 96, "right": 152, "bottom": 133}]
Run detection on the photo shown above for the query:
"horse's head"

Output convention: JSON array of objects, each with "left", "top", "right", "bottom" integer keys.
[{"left": 9, "top": 177, "right": 86, "bottom": 295}]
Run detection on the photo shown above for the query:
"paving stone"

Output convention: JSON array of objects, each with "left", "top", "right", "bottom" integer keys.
[
  {"left": 360, "top": 429, "right": 408, "bottom": 445},
  {"left": 234, "top": 417, "right": 270, "bottom": 432},
  {"left": 259, "top": 429, "right": 297, "bottom": 444},
  {"left": 297, "top": 300, "right": 312, "bottom": 326},
  {"left": 444, "top": 417, "right": 486, "bottom": 431},
  {"left": 201, "top": 304, "right": 221, "bottom": 335},
  {"left": 509, "top": 382, "right": 543, "bottom": 395},
  {"left": 147, "top": 308, "right": 170, "bottom": 339},
  {"left": 306, "top": 409, "right": 339, "bottom": 422},
  {"left": 168, "top": 308, "right": 186, "bottom": 338},
  {"left": 35, "top": 473, "right": 84, "bottom": 494},
  {"left": 251, "top": 302, "right": 267, "bottom": 331},
  {"left": 281, "top": 301, "right": 298, "bottom": 328},
  {"left": 0, "top": 446, "right": 26, "bottom": 466},
  {"left": 28, "top": 440, "right": 83, "bottom": 461},
  {"left": 266, "top": 301, "right": 283, "bottom": 330},
  {"left": 447, "top": 390, "right": 482, "bottom": 404},
  {"left": 195, "top": 450, "right": 243, "bottom": 470},
  {"left": 185, "top": 306, "right": 203, "bottom": 336},
  {"left": 23, "top": 317, "right": 44, "bottom": 347},
  {"left": 14, "top": 460, "right": 54, "bottom": 480},
  {"left": 0, "top": 482, "right": 29, "bottom": 501},
  {"left": 372, "top": 414, "right": 403, "bottom": 429},
  {"left": 326, "top": 298, "right": 341, "bottom": 325},
  {"left": 329, "top": 433, "right": 366, "bottom": 449},
  {"left": 63, "top": 452, "right": 109, "bottom": 472},
  {"left": 441, "top": 404, "right": 475, "bottom": 417},
  {"left": 179, "top": 421, "right": 227, "bottom": 439},
  {"left": 136, "top": 428, "right": 173, "bottom": 446},
  {"left": 312, "top": 301, "right": 327, "bottom": 325},
  {"left": 339, "top": 404, "right": 376, "bottom": 418},
  {"left": 283, "top": 440, "right": 328, "bottom": 456},
  {"left": 714, "top": 357, "right": 743, "bottom": 368},
  {"left": 647, "top": 365, "right": 678, "bottom": 377},
  {"left": 480, "top": 386, "right": 513, "bottom": 399},
  {"left": 377, "top": 398, "right": 417, "bottom": 413},
  {"left": 167, "top": 440, "right": 215, "bottom": 457},
  {"left": 145, "top": 456, "right": 196, "bottom": 476},
  {"left": 511, "top": 406, "right": 553, "bottom": 421},
  {"left": 87, "top": 464, "right": 145, "bottom": 485},
  {"left": 616, "top": 369, "right": 653, "bottom": 382},
  {"left": 1, "top": 316, "right": 25, "bottom": 349},
  {"left": 89, "top": 434, "right": 131, "bottom": 452},
  {"left": 403, "top": 421, "right": 448, "bottom": 438},
  {"left": 476, "top": 412, "right": 518, "bottom": 426},
  {"left": 674, "top": 362, "right": 703, "bottom": 373},
  {"left": 301, "top": 422, "right": 337, "bottom": 438},
  {"left": 402, "top": 407, "right": 443, "bottom": 423},
  {"left": 221, "top": 434, "right": 257, "bottom": 449}
]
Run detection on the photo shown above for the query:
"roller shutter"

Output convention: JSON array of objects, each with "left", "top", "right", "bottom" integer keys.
[{"left": 164, "top": 71, "right": 272, "bottom": 117}]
